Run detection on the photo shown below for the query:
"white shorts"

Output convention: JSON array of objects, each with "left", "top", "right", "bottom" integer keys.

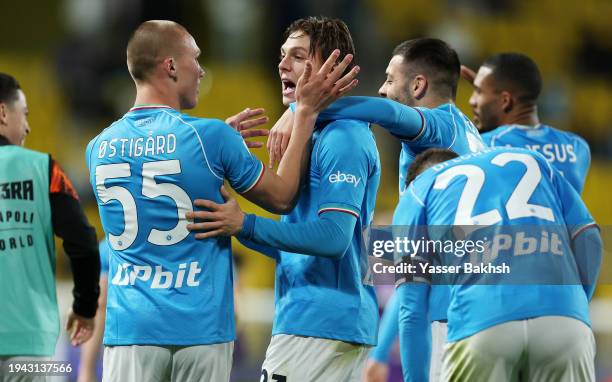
[
  {"left": 261, "top": 334, "right": 369, "bottom": 382},
  {"left": 430, "top": 321, "right": 448, "bottom": 382},
  {"left": 442, "top": 316, "right": 595, "bottom": 382},
  {"left": 103, "top": 342, "right": 233, "bottom": 382}
]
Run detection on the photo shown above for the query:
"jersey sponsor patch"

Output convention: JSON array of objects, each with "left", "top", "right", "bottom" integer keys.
[
  {"left": 111, "top": 261, "right": 202, "bottom": 289},
  {"left": 328, "top": 170, "right": 361, "bottom": 187}
]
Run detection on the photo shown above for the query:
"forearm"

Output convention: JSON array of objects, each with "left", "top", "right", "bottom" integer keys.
[
  {"left": 51, "top": 193, "right": 100, "bottom": 318},
  {"left": 398, "top": 283, "right": 431, "bottom": 382},
  {"left": 247, "top": 108, "right": 314, "bottom": 214},
  {"left": 370, "top": 292, "right": 400, "bottom": 363},
  {"left": 572, "top": 225, "right": 602, "bottom": 300},
  {"left": 275, "top": 107, "right": 316, "bottom": 206},
  {"left": 316, "top": 97, "right": 424, "bottom": 139},
  {"left": 240, "top": 211, "right": 356, "bottom": 258}
]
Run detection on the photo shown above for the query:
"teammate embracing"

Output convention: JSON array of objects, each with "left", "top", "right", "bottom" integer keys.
[
  {"left": 86, "top": 20, "right": 355, "bottom": 382},
  {"left": 362, "top": 52, "right": 592, "bottom": 382},
  {"left": 188, "top": 16, "right": 380, "bottom": 381},
  {"left": 282, "top": 38, "right": 485, "bottom": 382}
]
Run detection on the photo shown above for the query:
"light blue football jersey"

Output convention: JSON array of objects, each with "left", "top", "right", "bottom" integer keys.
[
  {"left": 86, "top": 105, "right": 264, "bottom": 345},
  {"left": 272, "top": 119, "right": 381, "bottom": 346},
  {"left": 398, "top": 104, "right": 485, "bottom": 322},
  {"left": 482, "top": 124, "right": 590, "bottom": 193},
  {"left": 398, "top": 103, "right": 485, "bottom": 195},
  {"left": 396, "top": 146, "right": 596, "bottom": 342},
  {"left": 315, "top": 99, "right": 485, "bottom": 323}
]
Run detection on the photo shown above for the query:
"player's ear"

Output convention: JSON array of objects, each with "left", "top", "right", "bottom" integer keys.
[
  {"left": 164, "top": 57, "right": 178, "bottom": 82},
  {"left": 501, "top": 91, "right": 513, "bottom": 113},
  {"left": 0, "top": 103, "right": 7, "bottom": 125},
  {"left": 412, "top": 74, "right": 428, "bottom": 100}
]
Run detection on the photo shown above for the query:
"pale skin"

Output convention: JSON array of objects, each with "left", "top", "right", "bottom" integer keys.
[
  {"left": 267, "top": 31, "right": 319, "bottom": 167},
  {"left": 240, "top": 48, "right": 359, "bottom": 214},
  {"left": 130, "top": 23, "right": 269, "bottom": 146},
  {"left": 186, "top": 47, "right": 361, "bottom": 237},
  {"left": 362, "top": 359, "right": 389, "bottom": 382},
  {"left": 225, "top": 107, "right": 269, "bottom": 148},
  {"left": 267, "top": 30, "right": 365, "bottom": 167},
  {"left": 131, "top": 22, "right": 358, "bottom": 215},
  {"left": 379, "top": 54, "right": 453, "bottom": 109},
  {"left": 267, "top": 52, "right": 455, "bottom": 163}
]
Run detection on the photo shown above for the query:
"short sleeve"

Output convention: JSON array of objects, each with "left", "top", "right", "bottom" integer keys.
[
  {"left": 315, "top": 121, "right": 372, "bottom": 218},
  {"left": 392, "top": 183, "right": 428, "bottom": 227},
  {"left": 216, "top": 122, "right": 265, "bottom": 193},
  {"left": 85, "top": 139, "right": 95, "bottom": 172}
]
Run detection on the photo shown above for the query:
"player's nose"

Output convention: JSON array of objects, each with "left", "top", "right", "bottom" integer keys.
[
  {"left": 278, "top": 56, "right": 291, "bottom": 73},
  {"left": 378, "top": 83, "right": 387, "bottom": 98},
  {"left": 468, "top": 92, "right": 477, "bottom": 109}
]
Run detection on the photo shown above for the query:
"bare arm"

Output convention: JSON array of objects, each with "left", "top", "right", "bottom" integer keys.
[
  {"left": 240, "top": 50, "right": 360, "bottom": 213},
  {"left": 460, "top": 65, "right": 477, "bottom": 86},
  {"left": 77, "top": 275, "right": 108, "bottom": 382},
  {"left": 241, "top": 107, "right": 311, "bottom": 213}
]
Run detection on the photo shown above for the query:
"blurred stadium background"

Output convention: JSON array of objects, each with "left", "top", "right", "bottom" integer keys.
[{"left": 1, "top": 0, "right": 611, "bottom": 380}]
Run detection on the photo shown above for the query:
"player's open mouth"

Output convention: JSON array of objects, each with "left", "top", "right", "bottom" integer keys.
[{"left": 282, "top": 80, "right": 296, "bottom": 96}]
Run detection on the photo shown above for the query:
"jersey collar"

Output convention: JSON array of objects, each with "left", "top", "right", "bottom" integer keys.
[
  {"left": 129, "top": 104, "right": 175, "bottom": 112},
  {"left": 512, "top": 123, "right": 543, "bottom": 130}
]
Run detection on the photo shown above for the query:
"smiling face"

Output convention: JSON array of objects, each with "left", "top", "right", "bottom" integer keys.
[
  {"left": 278, "top": 31, "right": 322, "bottom": 106},
  {"left": 378, "top": 55, "right": 416, "bottom": 106},
  {"left": 0, "top": 89, "right": 30, "bottom": 146},
  {"left": 469, "top": 66, "right": 504, "bottom": 132}
]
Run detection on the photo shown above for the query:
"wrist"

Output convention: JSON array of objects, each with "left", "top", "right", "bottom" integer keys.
[
  {"left": 294, "top": 103, "right": 319, "bottom": 117},
  {"left": 293, "top": 109, "right": 318, "bottom": 133},
  {"left": 238, "top": 213, "right": 256, "bottom": 240}
]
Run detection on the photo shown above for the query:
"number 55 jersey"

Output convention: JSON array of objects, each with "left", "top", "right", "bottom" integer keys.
[{"left": 86, "top": 105, "right": 264, "bottom": 345}]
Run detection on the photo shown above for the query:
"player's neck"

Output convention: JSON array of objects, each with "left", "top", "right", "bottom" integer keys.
[
  {"left": 417, "top": 95, "right": 453, "bottom": 109},
  {"left": 133, "top": 83, "right": 180, "bottom": 111},
  {"left": 506, "top": 104, "right": 539, "bottom": 127}
]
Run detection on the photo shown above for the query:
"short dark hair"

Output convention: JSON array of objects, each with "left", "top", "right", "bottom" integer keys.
[
  {"left": 284, "top": 16, "right": 356, "bottom": 74},
  {"left": 483, "top": 53, "right": 542, "bottom": 105},
  {"left": 406, "top": 148, "right": 459, "bottom": 186},
  {"left": 393, "top": 38, "right": 460, "bottom": 99},
  {"left": 127, "top": 20, "right": 190, "bottom": 82},
  {"left": 0, "top": 73, "right": 21, "bottom": 105}
]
